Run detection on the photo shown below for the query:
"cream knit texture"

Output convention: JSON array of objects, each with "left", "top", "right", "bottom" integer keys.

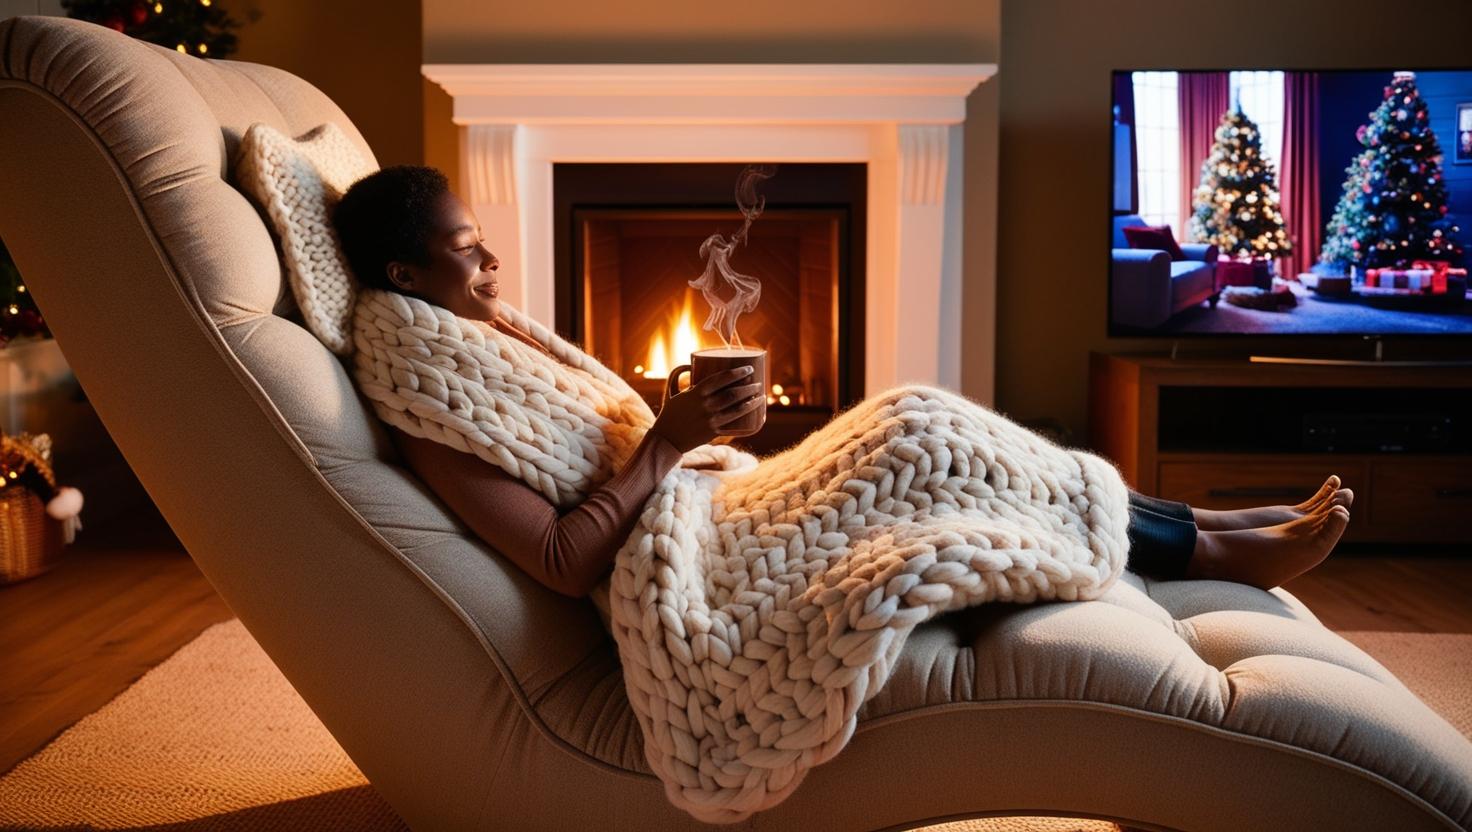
[
  {"left": 349, "top": 287, "right": 1133, "bottom": 824},
  {"left": 234, "top": 122, "right": 375, "bottom": 357}
]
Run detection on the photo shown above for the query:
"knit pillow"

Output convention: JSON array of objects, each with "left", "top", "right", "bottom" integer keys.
[{"left": 233, "top": 122, "right": 377, "bottom": 356}]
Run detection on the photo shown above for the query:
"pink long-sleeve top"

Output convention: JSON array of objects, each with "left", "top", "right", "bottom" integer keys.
[{"left": 388, "top": 317, "right": 684, "bottom": 600}]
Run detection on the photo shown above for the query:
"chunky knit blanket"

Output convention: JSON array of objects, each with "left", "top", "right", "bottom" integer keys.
[{"left": 350, "top": 287, "right": 1133, "bottom": 824}]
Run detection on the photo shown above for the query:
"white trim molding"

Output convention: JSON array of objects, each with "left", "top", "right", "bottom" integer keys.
[{"left": 422, "top": 63, "right": 994, "bottom": 397}]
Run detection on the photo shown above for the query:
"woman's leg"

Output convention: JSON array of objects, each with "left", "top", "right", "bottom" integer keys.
[
  {"left": 1124, "top": 486, "right": 1354, "bottom": 587},
  {"left": 1184, "top": 476, "right": 1349, "bottom": 531}
]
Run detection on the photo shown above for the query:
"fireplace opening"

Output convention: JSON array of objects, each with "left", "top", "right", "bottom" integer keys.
[{"left": 555, "top": 163, "right": 866, "bottom": 454}]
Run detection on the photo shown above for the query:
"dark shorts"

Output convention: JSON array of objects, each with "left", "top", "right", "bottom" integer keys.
[{"left": 1125, "top": 490, "right": 1198, "bottom": 580}]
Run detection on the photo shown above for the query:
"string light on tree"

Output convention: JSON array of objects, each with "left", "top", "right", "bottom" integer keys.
[
  {"left": 1317, "top": 71, "right": 1462, "bottom": 272},
  {"left": 1189, "top": 107, "right": 1294, "bottom": 261},
  {"left": 0, "top": 237, "right": 49, "bottom": 348},
  {"left": 61, "top": 0, "right": 252, "bottom": 59}
]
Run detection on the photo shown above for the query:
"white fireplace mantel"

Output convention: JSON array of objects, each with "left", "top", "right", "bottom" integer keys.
[{"left": 422, "top": 63, "right": 995, "bottom": 396}]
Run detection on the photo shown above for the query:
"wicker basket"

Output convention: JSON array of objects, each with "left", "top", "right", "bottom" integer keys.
[{"left": 0, "top": 486, "right": 64, "bottom": 584}]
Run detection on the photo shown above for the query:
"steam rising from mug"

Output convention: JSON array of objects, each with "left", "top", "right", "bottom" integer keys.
[{"left": 687, "top": 164, "right": 779, "bottom": 349}]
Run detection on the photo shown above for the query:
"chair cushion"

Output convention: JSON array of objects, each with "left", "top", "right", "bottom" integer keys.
[
  {"left": 535, "top": 566, "right": 1472, "bottom": 827},
  {"left": 1169, "top": 259, "right": 1217, "bottom": 307},
  {"left": 233, "top": 121, "right": 373, "bottom": 356},
  {"left": 1122, "top": 224, "right": 1187, "bottom": 261}
]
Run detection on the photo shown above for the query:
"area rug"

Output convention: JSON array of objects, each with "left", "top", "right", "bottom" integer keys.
[{"left": 0, "top": 621, "right": 1466, "bottom": 831}]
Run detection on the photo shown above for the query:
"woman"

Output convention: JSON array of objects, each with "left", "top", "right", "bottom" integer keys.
[{"left": 332, "top": 166, "right": 1353, "bottom": 599}]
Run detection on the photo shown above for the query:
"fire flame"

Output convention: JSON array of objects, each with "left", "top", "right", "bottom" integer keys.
[{"left": 637, "top": 290, "right": 710, "bottom": 379}]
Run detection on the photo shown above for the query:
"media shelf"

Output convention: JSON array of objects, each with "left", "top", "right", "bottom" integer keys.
[{"left": 1088, "top": 351, "right": 1472, "bottom": 544}]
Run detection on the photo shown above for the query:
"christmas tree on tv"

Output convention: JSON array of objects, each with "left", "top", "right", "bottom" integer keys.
[
  {"left": 1318, "top": 147, "right": 1377, "bottom": 273},
  {"left": 1319, "top": 71, "right": 1462, "bottom": 272},
  {"left": 1189, "top": 108, "right": 1294, "bottom": 260}
]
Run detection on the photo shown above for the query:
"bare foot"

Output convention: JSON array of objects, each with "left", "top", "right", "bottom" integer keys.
[
  {"left": 1184, "top": 503, "right": 1350, "bottom": 589},
  {"left": 1189, "top": 475, "right": 1352, "bottom": 531}
]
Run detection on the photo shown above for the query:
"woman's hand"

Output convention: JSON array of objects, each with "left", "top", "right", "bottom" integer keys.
[{"left": 650, "top": 366, "right": 765, "bottom": 454}]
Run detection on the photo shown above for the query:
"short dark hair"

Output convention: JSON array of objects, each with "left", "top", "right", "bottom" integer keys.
[{"left": 332, "top": 165, "right": 451, "bottom": 292}]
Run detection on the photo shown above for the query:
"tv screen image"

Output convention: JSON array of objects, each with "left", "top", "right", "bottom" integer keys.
[{"left": 1110, "top": 69, "right": 1472, "bottom": 336}]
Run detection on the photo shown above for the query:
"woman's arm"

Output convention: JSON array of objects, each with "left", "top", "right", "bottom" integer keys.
[
  {"left": 389, "top": 425, "right": 685, "bottom": 598},
  {"left": 386, "top": 361, "right": 759, "bottom": 597}
]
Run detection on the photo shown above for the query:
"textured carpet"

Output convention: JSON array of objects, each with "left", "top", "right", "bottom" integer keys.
[
  {"left": 0, "top": 620, "right": 1467, "bottom": 831},
  {"left": 1149, "top": 281, "right": 1472, "bottom": 335}
]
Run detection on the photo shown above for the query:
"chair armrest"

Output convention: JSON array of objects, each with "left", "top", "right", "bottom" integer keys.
[
  {"left": 1179, "top": 243, "right": 1218, "bottom": 263},
  {"left": 1112, "top": 248, "right": 1172, "bottom": 271},
  {"left": 1111, "top": 249, "right": 1173, "bottom": 330}
]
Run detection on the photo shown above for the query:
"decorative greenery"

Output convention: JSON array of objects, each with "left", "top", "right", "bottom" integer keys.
[
  {"left": 1189, "top": 108, "right": 1294, "bottom": 259},
  {"left": 0, "top": 430, "right": 57, "bottom": 495},
  {"left": 61, "top": 0, "right": 250, "bottom": 59},
  {"left": 0, "top": 237, "right": 50, "bottom": 347},
  {"left": 1319, "top": 71, "right": 1462, "bottom": 273}
]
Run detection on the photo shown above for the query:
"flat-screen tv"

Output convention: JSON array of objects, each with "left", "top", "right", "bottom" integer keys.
[{"left": 1109, "top": 68, "right": 1472, "bottom": 336}]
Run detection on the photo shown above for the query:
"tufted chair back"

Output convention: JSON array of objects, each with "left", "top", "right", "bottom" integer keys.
[{"left": 0, "top": 15, "right": 611, "bottom": 829}]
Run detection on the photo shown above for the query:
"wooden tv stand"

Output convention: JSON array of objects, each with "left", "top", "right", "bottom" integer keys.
[{"left": 1088, "top": 351, "right": 1472, "bottom": 544}]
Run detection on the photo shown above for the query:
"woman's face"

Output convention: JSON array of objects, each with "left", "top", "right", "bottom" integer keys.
[{"left": 387, "top": 190, "right": 500, "bottom": 320}]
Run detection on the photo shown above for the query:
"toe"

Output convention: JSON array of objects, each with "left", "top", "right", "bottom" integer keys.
[{"left": 1298, "top": 477, "right": 1338, "bottom": 510}]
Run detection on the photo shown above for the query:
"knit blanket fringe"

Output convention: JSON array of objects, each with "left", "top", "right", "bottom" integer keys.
[{"left": 349, "top": 288, "right": 1132, "bottom": 824}]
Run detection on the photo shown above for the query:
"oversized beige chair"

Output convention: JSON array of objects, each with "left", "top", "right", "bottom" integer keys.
[{"left": 1, "top": 15, "right": 1469, "bottom": 831}]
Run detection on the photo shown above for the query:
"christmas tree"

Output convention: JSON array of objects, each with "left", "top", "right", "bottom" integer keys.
[
  {"left": 0, "top": 236, "right": 51, "bottom": 347},
  {"left": 62, "top": 0, "right": 251, "bottom": 59},
  {"left": 1331, "top": 71, "right": 1463, "bottom": 270},
  {"left": 1318, "top": 147, "right": 1377, "bottom": 272},
  {"left": 1189, "top": 108, "right": 1294, "bottom": 260}
]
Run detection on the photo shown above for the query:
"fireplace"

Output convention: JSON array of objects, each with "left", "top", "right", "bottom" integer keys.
[
  {"left": 555, "top": 163, "right": 866, "bottom": 453},
  {"left": 422, "top": 62, "right": 995, "bottom": 410}
]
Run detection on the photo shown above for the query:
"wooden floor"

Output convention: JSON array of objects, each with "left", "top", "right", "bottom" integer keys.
[
  {"left": 0, "top": 509, "right": 1468, "bottom": 777},
  {"left": 0, "top": 507, "right": 234, "bottom": 777}
]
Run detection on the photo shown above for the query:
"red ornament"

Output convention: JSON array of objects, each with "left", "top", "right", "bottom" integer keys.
[
  {"left": 103, "top": 14, "right": 125, "bottom": 31},
  {"left": 17, "top": 309, "right": 42, "bottom": 336},
  {"left": 130, "top": 2, "right": 148, "bottom": 25}
]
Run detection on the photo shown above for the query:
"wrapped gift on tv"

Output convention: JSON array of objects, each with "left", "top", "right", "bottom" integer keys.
[
  {"left": 1364, "top": 268, "right": 1431, "bottom": 290},
  {"left": 1216, "top": 256, "right": 1273, "bottom": 289},
  {"left": 1365, "top": 260, "right": 1466, "bottom": 293},
  {"left": 1312, "top": 274, "right": 1352, "bottom": 296},
  {"left": 1413, "top": 259, "right": 1467, "bottom": 294}
]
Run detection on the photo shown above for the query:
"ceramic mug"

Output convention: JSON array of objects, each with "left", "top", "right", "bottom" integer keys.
[{"left": 664, "top": 347, "right": 768, "bottom": 437}]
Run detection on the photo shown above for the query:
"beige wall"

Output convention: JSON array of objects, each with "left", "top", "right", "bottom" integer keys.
[
  {"left": 421, "top": 0, "right": 1001, "bottom": 406},
  {"left": 999, "top": 0, "right": 1472, "bottom": 446},
  {"left": 233, "top": 0, "right": 422, "bottom": 167}
]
